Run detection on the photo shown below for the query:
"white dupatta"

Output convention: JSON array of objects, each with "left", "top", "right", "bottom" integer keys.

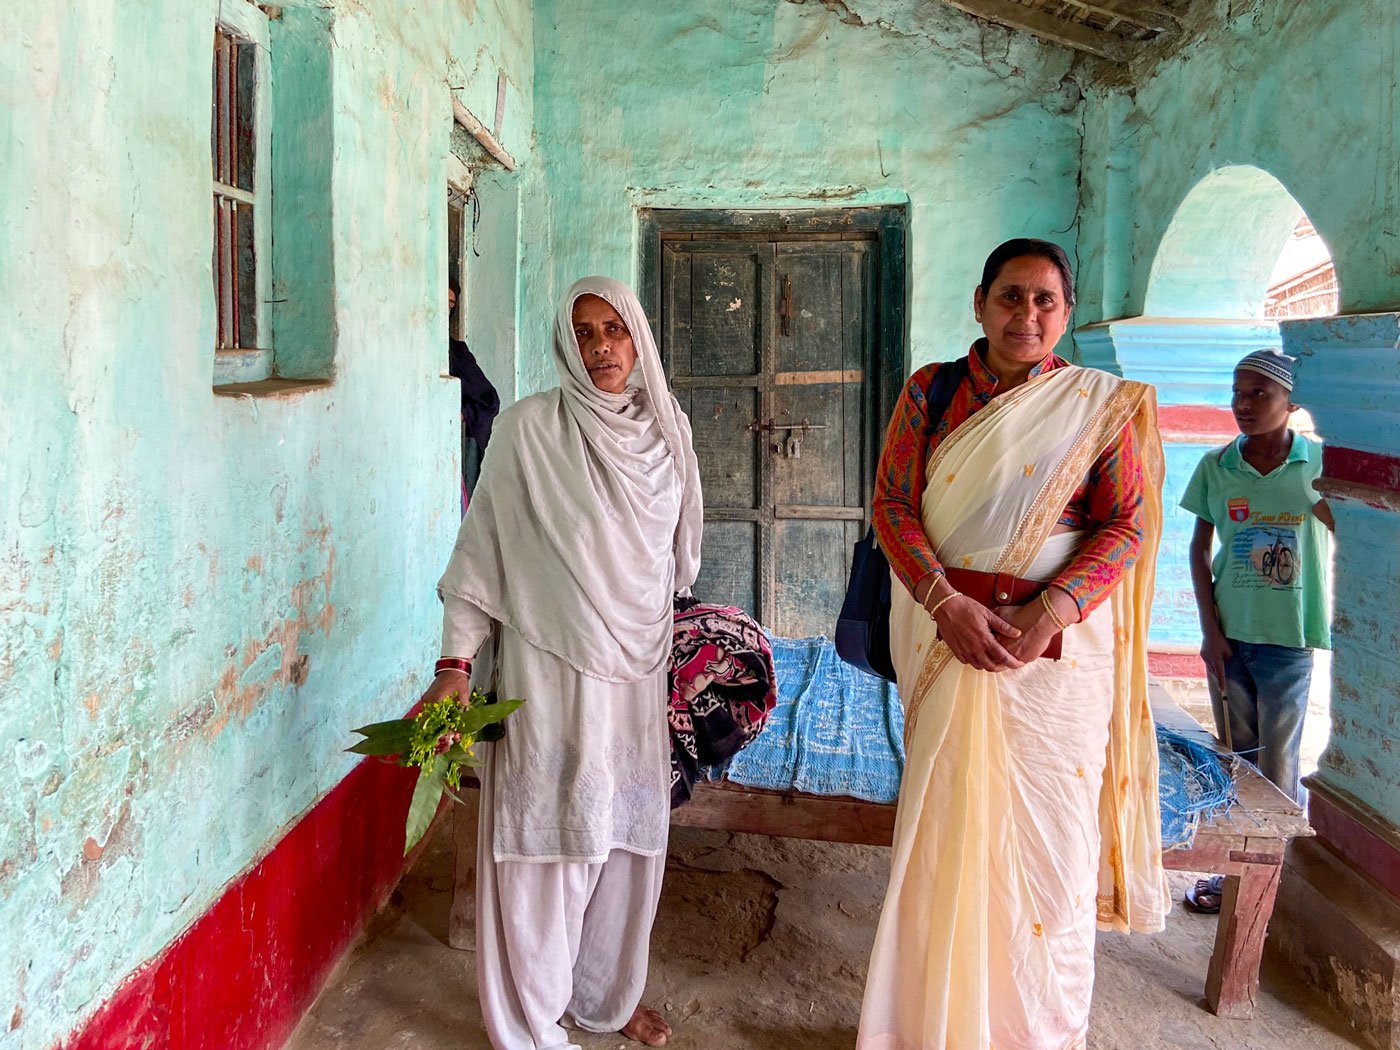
[{"left": 438, "top": 277, "right": 703, "bottom": 683}]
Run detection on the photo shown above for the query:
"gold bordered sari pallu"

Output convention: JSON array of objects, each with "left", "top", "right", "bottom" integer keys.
[{"left": 857, "top": 365, "right": 1167, "bottom": 1050}]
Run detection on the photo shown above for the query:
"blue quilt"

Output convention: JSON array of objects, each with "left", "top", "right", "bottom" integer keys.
[
  {"left": 719, "top": 635, "right": 906, "bottom": 804},
  {"left": 1156, "top": 724, "right": 1237, "bottom": 847},
  {"left": 718, "top": 635, "right": 1235, "bottom": 848}
]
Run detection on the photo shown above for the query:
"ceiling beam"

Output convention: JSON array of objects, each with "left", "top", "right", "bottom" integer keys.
[
  {"left": 1055, "top": 0, "right": 1182, "bottom": 34},
  {"left": 940, "top": 0, "right": 1128, "bottom": 60}
]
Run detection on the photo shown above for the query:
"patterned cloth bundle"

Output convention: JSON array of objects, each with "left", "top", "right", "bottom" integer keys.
[{"left": 668, "top": 598, "right": 777, "bottom": 807}]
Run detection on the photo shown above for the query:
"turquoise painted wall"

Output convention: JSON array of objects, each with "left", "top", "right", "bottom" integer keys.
[
  {"left": 0, "top": 1, "right": 532, "bottom": 1046},
  {"left": 1080, "top": 2, "right": 1400, "bottom": 319},
  {"left": 1076, "top": 5, "right": 1400, "bottom": 819},
  {"left": 524, "top": 0, "right": 1085, "bottom": 395},
  {"left": 1075, "top": 3, "right": 1400, "bottom": 659}
]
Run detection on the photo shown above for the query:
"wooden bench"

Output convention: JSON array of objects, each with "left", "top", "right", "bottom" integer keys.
[
  {"left": 450, "top": 685, "right": 1311, "bottom": 1019},
  {"left": 1152, "top": 689, "right": 1313, "bottom": 1018}
]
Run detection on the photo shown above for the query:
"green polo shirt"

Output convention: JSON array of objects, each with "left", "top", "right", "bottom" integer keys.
[{"left": 1180, "top": 432, "right": 1331, "bottom": 650}]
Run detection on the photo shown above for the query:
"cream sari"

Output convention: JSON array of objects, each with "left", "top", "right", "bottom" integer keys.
[{"left": 858, "top": 365, "right": 1168, "bottom": 1050}]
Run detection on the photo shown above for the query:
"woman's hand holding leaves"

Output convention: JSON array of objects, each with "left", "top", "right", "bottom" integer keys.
[{"left": 347, "top": 678, "right": 523, "bottom": 855}]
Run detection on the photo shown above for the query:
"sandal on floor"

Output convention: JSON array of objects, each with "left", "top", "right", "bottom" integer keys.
[{"left": 1183, "top": 874, "right": 1225, "bottom": 914}]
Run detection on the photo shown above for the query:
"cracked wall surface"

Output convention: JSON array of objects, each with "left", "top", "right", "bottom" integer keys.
[
  {"left": 1077, "top": 1, "right": 1400, "bottom": 321},
  {"left": 522, "top": 0, "right": 1085, "bottom": 393},
  {"left": 0, "top": 1, "right": 532, "bottom": 1046}
]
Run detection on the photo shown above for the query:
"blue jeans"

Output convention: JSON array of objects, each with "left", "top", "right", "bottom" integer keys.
[{"left": 1208, "top": 640, "right": 1314, "bottom": 803}]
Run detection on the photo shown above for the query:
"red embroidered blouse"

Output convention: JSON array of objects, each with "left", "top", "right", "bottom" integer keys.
[{"left": 872, "top": 344, "right": 1144, "bottom": 616}]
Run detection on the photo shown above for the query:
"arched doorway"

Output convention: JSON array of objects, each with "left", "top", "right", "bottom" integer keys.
[
  {"left": 1077, "top": 164, "right": 1338, "bottom": 782},
  {"left": 1144, "top": 164, "right": 1318, "bottom": 318}
]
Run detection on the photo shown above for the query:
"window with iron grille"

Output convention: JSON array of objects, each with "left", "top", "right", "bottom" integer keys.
[
  {"left": 212, "top": 24, "right": 258, "bottom": 353},
  {"left": 209, "top": 2, "right": 338, "bottom": 392}
]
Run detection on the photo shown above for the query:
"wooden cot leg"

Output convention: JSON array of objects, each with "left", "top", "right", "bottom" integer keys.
[
  {"left": 448, "top": 789, "right": 479, "bottom": 951},
  {"left": 1205, "top": 849, "right": 1284, "bottom": 1018}
]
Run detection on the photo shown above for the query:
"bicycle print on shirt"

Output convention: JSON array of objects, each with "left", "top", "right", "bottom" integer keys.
[{"left": 1228, "top": 509, "right": 1307, "bottom": 591}]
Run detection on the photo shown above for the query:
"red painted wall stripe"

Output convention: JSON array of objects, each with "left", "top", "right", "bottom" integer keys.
[
  {"left": 1308, "top": 789, "right": 1400, "bottom": 902},
  {"left": 1157, "top": 405, "right": 1237, "bottom": 442},
  {"left": 58, "top": 754, "right": 419, "bottom": 1050},
  {"left": 1323, "top": 446, "right": 1400, "bottom": 496},
  {"left": 1149, "top": 650, "right": 1205, "bottom": 679}
]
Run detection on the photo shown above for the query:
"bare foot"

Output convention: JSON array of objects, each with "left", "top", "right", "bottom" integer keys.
[{"left": 620, "top": 1004, "right": 672, "bottom": 1046}]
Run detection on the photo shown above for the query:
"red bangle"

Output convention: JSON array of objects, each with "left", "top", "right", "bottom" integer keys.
[{"left": 434, "top": 657, "right": 472, "bottom": 676}]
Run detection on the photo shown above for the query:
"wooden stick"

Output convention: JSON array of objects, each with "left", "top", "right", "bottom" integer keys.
[{"left": 451, "top": 96, "right": 517, "bottom": 172}]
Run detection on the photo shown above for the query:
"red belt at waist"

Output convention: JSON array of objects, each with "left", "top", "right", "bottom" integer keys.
[{"left": 940, "top": 566, "right": 1063, "bottom": 661}]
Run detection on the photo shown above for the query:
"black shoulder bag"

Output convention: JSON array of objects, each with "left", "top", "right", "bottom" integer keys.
[{"left": 834, "top": 358, "right": 969, "bottom": 682}]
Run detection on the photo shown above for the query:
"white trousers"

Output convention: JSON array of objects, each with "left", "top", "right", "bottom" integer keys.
[{"left": 476, "top": 751, "right": 667, "bottom": 1050}]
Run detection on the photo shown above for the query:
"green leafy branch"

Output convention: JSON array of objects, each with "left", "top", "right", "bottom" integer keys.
[{"left": 348, "top": 689, "right": 524, "bottom": 855}]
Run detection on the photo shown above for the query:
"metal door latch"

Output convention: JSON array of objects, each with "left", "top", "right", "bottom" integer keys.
[{"left": 749, "top": 418, "right": 829, "bottom": 459}]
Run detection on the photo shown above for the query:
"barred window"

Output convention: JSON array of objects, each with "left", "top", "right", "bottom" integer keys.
[{"left": 211, "top": 24, "right": 258, "bottom": 353}]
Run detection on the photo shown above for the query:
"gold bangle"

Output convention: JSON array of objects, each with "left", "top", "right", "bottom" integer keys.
[
  {"left": 1040, "top": 589, "right": 1069, "bottom": 632},
  {"left": 917, "top": 572, "right": 944, "bottom": 610},
  {"left": 926, "top": 592, "right": 958, "bottom": 620}
]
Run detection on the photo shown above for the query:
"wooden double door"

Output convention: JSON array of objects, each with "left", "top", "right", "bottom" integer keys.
[{"left": 659, "top": 234, "right": 888, "bottom": 639}]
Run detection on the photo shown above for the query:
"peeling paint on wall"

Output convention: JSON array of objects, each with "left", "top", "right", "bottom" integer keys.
[
  {"left": 523, "top": 0, "right": 1084, "bottom": 395},
  {"left": 0, "top": 1, "right": 533, "bottom": 1046}
]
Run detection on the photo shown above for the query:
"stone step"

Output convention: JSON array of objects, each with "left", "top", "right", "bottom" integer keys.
[{"left": 1270, "top": 837, "right": 1400, "bottom": 1050}]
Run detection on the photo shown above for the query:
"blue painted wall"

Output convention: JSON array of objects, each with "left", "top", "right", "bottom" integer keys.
[
  {"left": 1291, "top": 313, "right": 1400, "bottom": 823},
  {"left": 1155, "top": 440, "right": 1221, "bottom": 648}
]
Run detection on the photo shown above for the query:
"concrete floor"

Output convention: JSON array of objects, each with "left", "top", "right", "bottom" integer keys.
[{"left": 287, "top": 791, "right": 1366, "bottom": 1050}]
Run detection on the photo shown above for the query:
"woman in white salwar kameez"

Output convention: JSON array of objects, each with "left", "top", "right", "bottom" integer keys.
[
  {"left": 859, "top": 241, "right": 1169, "bottom": 1050},
  {"left": 421, "top": 277, "right": 703, "bottom": 1050}
]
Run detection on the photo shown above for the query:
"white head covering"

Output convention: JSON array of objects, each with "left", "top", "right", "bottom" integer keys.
[
  {"left": 438, "top": 276, "right": 703, "bottom": 682},
  {"left": 1235, "top": 348, "right": 1296, "bottom": 392}
]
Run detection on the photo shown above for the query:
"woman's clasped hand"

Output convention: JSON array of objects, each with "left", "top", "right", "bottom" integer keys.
[
  {"left": 929, "top": 594, "right": 1070, "bottom": 669},
  {"left": 919, "top": 574, "right": 1078, "bottom": 671},
  {"left": 927, "top": 591, "right": 1024, "bottom": 671}
]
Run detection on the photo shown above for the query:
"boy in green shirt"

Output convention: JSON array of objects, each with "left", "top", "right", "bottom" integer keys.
[{"left": 1179, "top": 349, "right": 1333, "bottom": 912}]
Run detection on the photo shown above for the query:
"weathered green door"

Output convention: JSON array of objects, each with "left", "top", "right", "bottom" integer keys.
[{"left": 662, "top": 238, "right": 875, "bottom": 638}]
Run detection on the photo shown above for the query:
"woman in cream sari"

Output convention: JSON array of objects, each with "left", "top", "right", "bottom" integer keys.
[{"left": 859, "top": 240, "right": 1167, "bottom": 1050}]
